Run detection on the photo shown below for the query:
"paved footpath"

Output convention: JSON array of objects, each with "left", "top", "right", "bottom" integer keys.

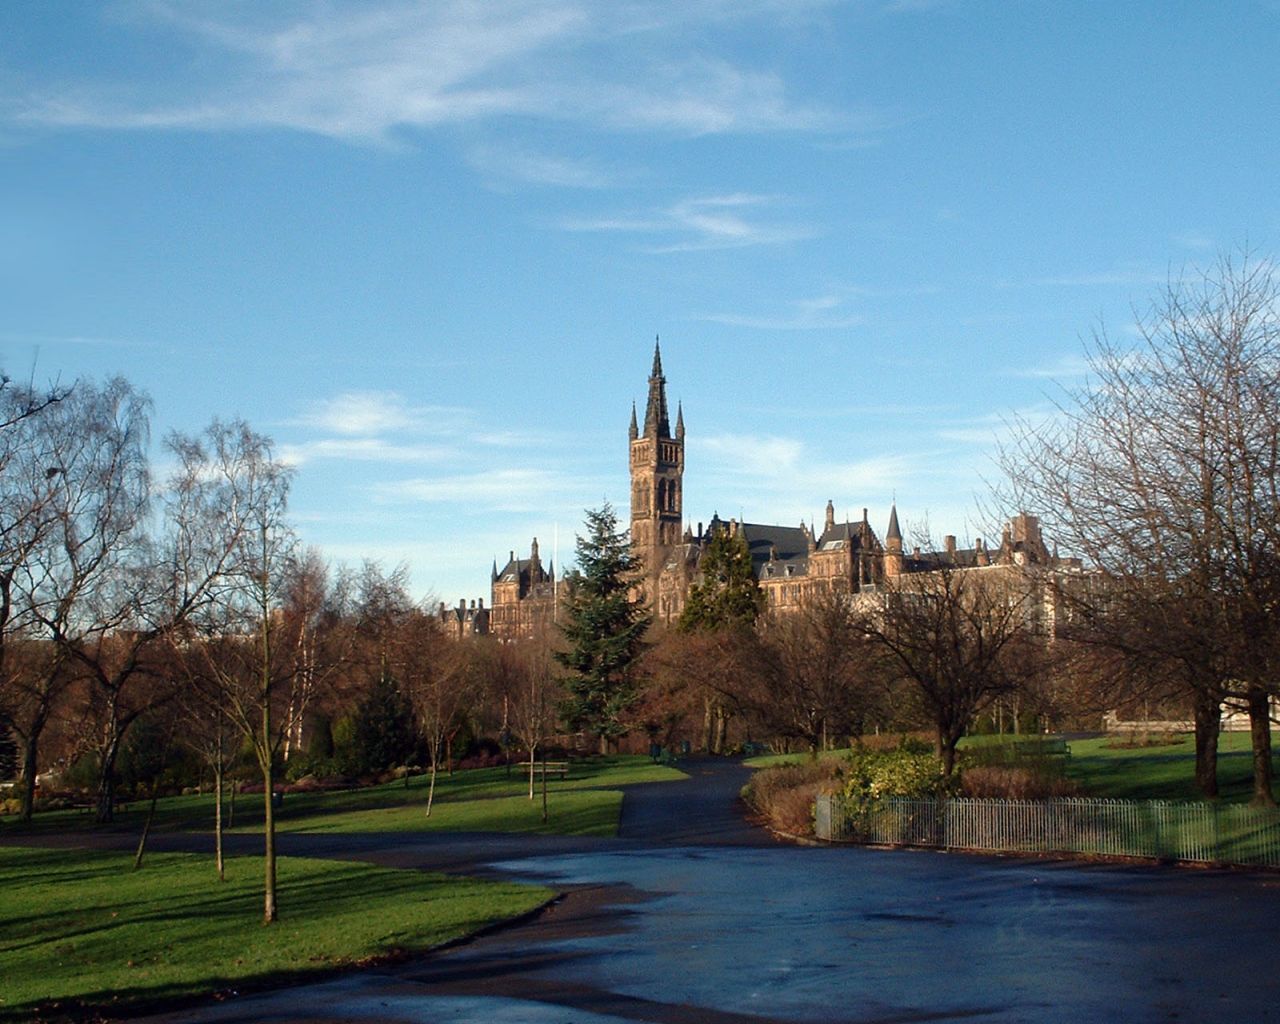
[{"left": 22, "top": 758, "right": 1280, "bottom": 1023}]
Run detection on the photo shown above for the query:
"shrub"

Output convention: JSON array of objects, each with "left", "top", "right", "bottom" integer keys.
[
  {"left": 350, "top": 676, "right": 419, "bottom": 775},
  {"left": 959, "top": 764, "right": 1080, "bottom": 799},
  {"left": 842, "top": 744, "right": 952, "bottom": 807},
  {"left": 855, "top": 732, "right": 933, "bottom": 754},
  {"left": 742, "top": 759, "right": 842, "bottom": 837}
]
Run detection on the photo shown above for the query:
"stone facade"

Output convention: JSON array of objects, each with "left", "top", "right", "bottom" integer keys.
[
  {"left": 488, "top": 537, "right": 557, "bottom": 640},
  {"left": 436, "top": 597, "right": 490, "bottom": 639},
  {"left": 489, "top": 341, "right": 1077, "bottom": 637}
]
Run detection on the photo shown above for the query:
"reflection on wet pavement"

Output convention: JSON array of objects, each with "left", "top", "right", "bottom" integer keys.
[{"left": 138, "top": 759, "right": 1280, "bottom": 1023}]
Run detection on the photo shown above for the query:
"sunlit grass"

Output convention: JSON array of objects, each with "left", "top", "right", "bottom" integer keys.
[
  {"left": 279, "top": 788, "right": 624, "bottom": 836},
  {"left": 1065, "top": 732, "right": 1280, "bottom": 804},
  {"left": 0, "top": 846, "right": 551, "bottom": 1021},
  {"left": 2, "top": 755, "right": 686, "bottom": 837}
]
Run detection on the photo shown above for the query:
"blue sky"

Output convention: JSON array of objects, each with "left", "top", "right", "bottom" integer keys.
[{"left": 3, "top": 0, "right": 1278, "bottom": 604}]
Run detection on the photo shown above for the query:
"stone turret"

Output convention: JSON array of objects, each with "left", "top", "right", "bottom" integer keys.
[{"left": 884, "top": 503, "right": 903, "bottom": 578}]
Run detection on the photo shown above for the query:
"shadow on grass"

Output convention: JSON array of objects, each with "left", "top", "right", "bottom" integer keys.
[{"left": 2, "top": 848, "right": 551, "bottom": 1022}]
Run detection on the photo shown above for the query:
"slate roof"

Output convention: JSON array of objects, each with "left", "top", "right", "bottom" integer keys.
[
  {"left": 495, "top": 557, "right": 553, "bottom": 591},
  {"left": 739, "top": 522, "right": 812, "bottom": 579}
]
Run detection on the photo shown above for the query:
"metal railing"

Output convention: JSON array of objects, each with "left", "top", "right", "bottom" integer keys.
[{"left": 814, "top": 794, "right": 1280, "bottom": 867}]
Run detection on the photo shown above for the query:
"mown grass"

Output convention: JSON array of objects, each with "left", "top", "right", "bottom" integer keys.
[
  {"left": 1065, "top": 732, "right": 1280, "bottom": 804},
  {"left": 279, "top": 788, "right": 624, "bottom": 836},
  {"left": 2, "top": 756, "right": 685, "bottom": 838},
  {"left": 0, "top": 846, "right": 551, "bottom": 1022},
  {"left": 745, "top": 734, "right": 1280, "bottom": 806},
  {"left": 743, "top": 749, "right": 851, "bottom": 769}
]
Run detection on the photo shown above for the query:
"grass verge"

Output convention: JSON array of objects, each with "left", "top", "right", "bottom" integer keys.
[
  {"left": 3, "top": 756, "right": 686, "bottom": 838},
  {"left": 1065, "top": 732, "right": 1280, "bottom": 804},
  {"left": 747, "top": 735, "right": 1280, "bottom": 806},
  {"left": 278, "top": 788, "right": 624, "bottom": 836},
  {"left": 1, "top": 846, "right": 551, "bottom": 1022}
]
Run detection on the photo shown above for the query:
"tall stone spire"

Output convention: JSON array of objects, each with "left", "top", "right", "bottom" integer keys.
[
  {"left": 643, "top": 336, "right": 670, "bottom": 438},
  {"left": 629, "top": 401, "right": 639, "bottom": 441},
  {"left": 886, "top": 503, "right": 903, "bottom": 546},
  {"left": 675, "top": 401, "right": 685, "bottom": 440},
  {"left": 884, "top": 503, "right": 904, "bottom": 578}
]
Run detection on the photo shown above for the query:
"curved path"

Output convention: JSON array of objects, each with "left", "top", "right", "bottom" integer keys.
[{"left": 32, "top": 760, "right": 1280, "bottom": 1023}]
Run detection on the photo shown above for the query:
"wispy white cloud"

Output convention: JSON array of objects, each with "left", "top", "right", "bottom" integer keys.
[
  {"left": 697, "top": 432, "right": 807, "bottom": 471},
  {"left": 279, "top": 437, "right": 456, "bottom": 467},
  {"left": 373, "top": 467, "right": 603, "bottom": 512},
  {"left": 699, "top": 294, "right": 863, "bottom": 330},
  {"left": 562, "top": 193, "right": 815, "bottom": 251},
  {"left": 1002, "top": 353, "right": 1092, "bottom": 380},
  {"left": 11, "top": 1, "right": 864, "bottom": 146},
  {"left": 291, "top": 390, "right": 465, "bottom": 436},
  {"left": 1172, "top": 231, "right": 1216, "bottom": 250},
  {"left": 466, "top": 142, "right": 616, "bottom": 189},
  {"left": 691, "top": 431, "right": 914, "bottom": 523}
]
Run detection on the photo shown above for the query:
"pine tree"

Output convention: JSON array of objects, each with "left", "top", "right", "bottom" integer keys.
[
  {"left": 557, "top": 504, "right": 649, "bottom": 752},
  {"left": 675, "top": 524, "right": 765, "bottom": 754},
  {"left": 677, "top": 526, "right": 764, "bottom": 633}
]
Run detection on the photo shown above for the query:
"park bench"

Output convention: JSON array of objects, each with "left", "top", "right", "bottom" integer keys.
[
  {"left": 524, "top": 760, "right": 570, "bottom": 780},
  {"left": 75, "top": 800, "right": 128, "bottom": 814},
  {"left": 1011, "top": 738, "right": 1070, "bottom": 759}
]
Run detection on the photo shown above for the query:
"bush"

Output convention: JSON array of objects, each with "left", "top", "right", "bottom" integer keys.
[
  {"left": 283, "top": 753, "right": 351, "bottom": 783},
  {"left": 959, "top": 765, "right": 1080, "bottom": 799},
  {"left": 350, "top": 676, "right": 419, "bottom": 775},
  {"left": 842, "top": 744, "right": 952, "bottom": 807},
  {"left": 742, "top": 759, "right": 842, "bottom": 837},
  {"left": 854, "top": 732, "right": 933, "bottom": 754}
]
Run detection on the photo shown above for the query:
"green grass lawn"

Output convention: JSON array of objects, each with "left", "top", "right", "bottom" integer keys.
[
  {"left": 278, "top": 788, "right": 624, "bottom": 836},
  {"left": 0, "top": 846, "right": 552, "bottom": 1022},
  {"left": 745, "top": 734, "right": 1280, "bottom": 806},
  {"left": 3, "top": 755, "right": 686, "bottom": 838},
  {"left": 742, "top": 749, "right": 851, "bottom": 769},
  {"left": 1065, "top": 732, "right": 1280, "bottom": 804}
]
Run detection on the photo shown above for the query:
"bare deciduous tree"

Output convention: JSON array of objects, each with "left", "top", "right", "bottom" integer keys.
[
  {"left": 4, "top": 378, "right": 151, "bottom": 821},
  {"left": 1002, "top": 251, "right": 1280, "bottom": 803},
  {"left": 755, "top": 588, "right": 890, "bottom": 755},
  {"left": 863, "top": 560, "right": 1040, "bottom": 775}
]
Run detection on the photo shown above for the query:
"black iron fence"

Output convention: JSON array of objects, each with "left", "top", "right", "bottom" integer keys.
[{"left": 814, "top": 794, "right": 1280, "bottom": 867}]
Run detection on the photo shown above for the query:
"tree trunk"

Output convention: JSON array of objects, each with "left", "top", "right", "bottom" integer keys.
[
  {"left": 540, "top": 754, "right": 548, "bottom": 824},
  {"left": 714, "top": 707, "right": 728, "bottom": 755},
  {"left": 1246, "top": 684, "right": 1275, "bottom": 807},
  {"left": 702, "top": 697, "right": 714, "bottom": 753},
  {"left": 133, "top": 783, "right": 159, "bottom": 870},
  {"left": 214, "top": 760, "right": 225, "bottom": 882},
  {"left": 426, "top": 758, "right": 438, "bottom": 816},
  {"left": 527, "top": 746, "right": 536, "bottom": 800},
  {"left": 1192, "top": 691, "right": 1221, "bottom": 799},
  {"left": 938, "top": 727, "right": 959, "bottom": 776},
  {"left": 18, "top": 729, "right": 39, "bottom": 822},
  {"left": 95, "top": 732, "right": 123, "bottom": 824},
  {"left": 262, "top": 752, "right": 277, "bottom": 923}
]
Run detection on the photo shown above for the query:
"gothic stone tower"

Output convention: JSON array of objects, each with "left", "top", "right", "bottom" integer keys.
[{"left": 629, "top": 340, "right": 685, "bottom": 590}]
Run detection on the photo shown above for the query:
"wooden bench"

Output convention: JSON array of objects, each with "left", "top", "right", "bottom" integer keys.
[
  {"left": 524, "top": 760, "right": 570, "bottom": 780},
  {"left": 75, "top": 801, "right": 129, "bottom": 814},
  {"left": 1011, "top": 738, "right": 1070, "bottom": 759}
]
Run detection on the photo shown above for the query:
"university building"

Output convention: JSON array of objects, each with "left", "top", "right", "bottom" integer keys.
[{"left": 485, "top": 341, "right": 1073, "bottom": 639}]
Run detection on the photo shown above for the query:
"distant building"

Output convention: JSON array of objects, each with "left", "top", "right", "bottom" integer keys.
[
  {"left": 437, "top": 598, "right": 490, "bottom": 639},
  {"left": 489, "top": 340, "right": 1078, "bottom": 636},
  {"left": 488, "top": 537, "right": 557, "bottom": 640}
]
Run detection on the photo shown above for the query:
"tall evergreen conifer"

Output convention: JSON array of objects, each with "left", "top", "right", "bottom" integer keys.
[
  {"left": 677, "top": 527, "right": 764, "bottom": 633},
  {"left": 557, "top": 504, "right": 649, "bottom": 752}
]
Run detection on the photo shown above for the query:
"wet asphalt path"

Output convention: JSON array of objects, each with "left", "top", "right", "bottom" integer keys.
[{"left": 31, "top": 758, "right": 1280, "bottom": 1022}]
